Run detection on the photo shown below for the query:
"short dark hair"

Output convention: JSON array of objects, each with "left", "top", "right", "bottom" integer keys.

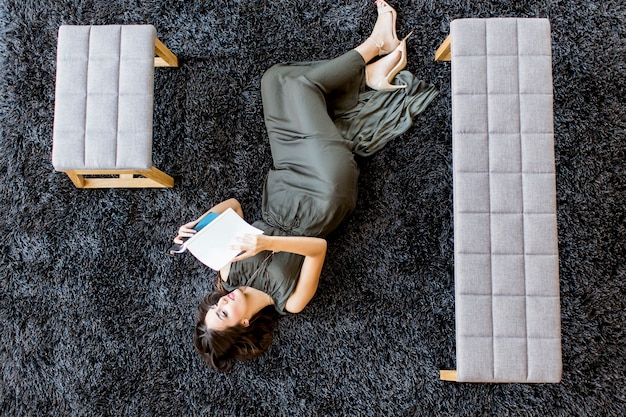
[{"left": 193, "top": 291, "right": 277, "bottom": 371}]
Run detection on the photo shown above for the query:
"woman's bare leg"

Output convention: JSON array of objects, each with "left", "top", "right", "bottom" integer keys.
[{"left": 354, "top": 0, "right": 400, "bottom": 64}]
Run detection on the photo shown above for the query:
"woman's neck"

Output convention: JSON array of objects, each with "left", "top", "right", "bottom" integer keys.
[{"left": 242, "top": 286, "right": 274, "bottom": 315}]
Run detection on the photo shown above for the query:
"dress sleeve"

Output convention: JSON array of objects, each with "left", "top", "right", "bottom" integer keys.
[
  {"left": 223, "top": 254, "right": 263, "bottom": 291},
  {"left": 224, "top": 236, "right": 305, "bottom": 315},
  {"left": 265, "top": 252, "right": 304, "bottom": 314}
]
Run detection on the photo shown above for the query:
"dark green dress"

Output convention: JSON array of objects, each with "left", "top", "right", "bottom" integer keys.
[{"left": 224, "top": 51, "right": 438, "bottom": 314}]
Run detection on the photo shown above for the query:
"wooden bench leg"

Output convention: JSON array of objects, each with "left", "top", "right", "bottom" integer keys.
[
  {"left": 61, "top": 167, "right": 174, "bottom": 188},
  {"left": 440, "top": 370, "right": 457, "bottom": 381},
  {"left": 141, "top": 166, "right": 175, "bottom": 187},
  {"left": 434, "top": 35, "right": 451, "bottom": 61},
  {"left": 65, "top": 170, "right": 86, "bottom": 188},
  {"left": 154, "top": 37, "right": 178, "bottom": 67}
]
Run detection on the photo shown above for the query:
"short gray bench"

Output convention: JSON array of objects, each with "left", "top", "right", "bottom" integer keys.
[
  {"left": 52, "top": 24, "right": 178, "bottom": 188},
  {"left": 436, "top": 18, "right": 562, "bottom": 383}
]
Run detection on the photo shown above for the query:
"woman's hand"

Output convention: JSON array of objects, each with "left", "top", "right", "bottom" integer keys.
[
  {"left": 173, "top": 221, "right": 198, "bottom": 244},
  {"left": 172, "top": 198, "right": 244, "bottom": 245},
  {"left": 229, "top": 234, "right": 269, "bottom": 262}
]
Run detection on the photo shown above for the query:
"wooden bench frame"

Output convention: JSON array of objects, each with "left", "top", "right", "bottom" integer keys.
[
  {"left": 434, "top": 35, "right": 451, "bottom": 62},
  {"left": 154, "top": 38, "right": 178, "bottom": 67},
  {"left": 436, "top": 33, "right": 455, "bottom": 380},
  {"left": 61, "top": 166, "right": 174, "bottom": 189}
]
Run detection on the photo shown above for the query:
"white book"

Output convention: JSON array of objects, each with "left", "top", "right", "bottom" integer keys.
[{"left": 184, "top": 208, "right": 263, "bottom": 271}]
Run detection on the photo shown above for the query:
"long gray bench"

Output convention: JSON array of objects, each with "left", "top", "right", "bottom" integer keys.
[{"left": 435, "top": 18, "right": 562, "bottom": 383}]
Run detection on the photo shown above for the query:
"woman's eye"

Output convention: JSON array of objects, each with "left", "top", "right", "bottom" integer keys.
[{"left": 222, "top": 310, "right": 228, "bottom": 318}]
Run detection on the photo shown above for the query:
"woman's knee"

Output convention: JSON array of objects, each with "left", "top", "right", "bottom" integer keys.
[{"left": 261, "top": 64, "right": 285, "bottom": 89}]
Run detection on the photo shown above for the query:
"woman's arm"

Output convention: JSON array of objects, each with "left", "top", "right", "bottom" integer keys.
[
  {"left": 173, "top": 198, "right": 243, "bottom": 244},
  {"left": 283, "top": 237, "right": 327, "bottom": 313},
  {"left": 230, "top": 234, "right": 327, "bottom": 313}
]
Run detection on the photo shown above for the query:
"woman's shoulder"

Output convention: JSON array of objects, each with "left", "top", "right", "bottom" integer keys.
[{"left": 219, "top": 262, "right": 231, "bottom": 281}]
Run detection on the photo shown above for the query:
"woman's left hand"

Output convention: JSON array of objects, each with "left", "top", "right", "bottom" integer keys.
[
  {"left": 173, "top": 221, "right": 198, "bottom": 244},
  {"left": 230, "top": 234, "right": 269, "bottom": 262}
]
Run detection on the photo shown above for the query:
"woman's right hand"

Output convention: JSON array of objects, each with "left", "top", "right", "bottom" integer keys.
[{"left": 229, "top": 234, "right": 269, "bottom": 262}]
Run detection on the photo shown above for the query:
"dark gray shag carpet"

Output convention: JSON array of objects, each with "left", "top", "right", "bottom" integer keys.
[{"left": 1, "top": 0, "right": 624, "bottom": 416}]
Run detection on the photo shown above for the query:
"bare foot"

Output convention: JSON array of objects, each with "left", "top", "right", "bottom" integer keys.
[{"left": 368, "top": 0, "right": 400, "bottom": 56}]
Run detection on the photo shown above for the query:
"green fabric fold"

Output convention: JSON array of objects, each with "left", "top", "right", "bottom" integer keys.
[{"left": 334, "top": 71, "right": 439, "bottom": 157}]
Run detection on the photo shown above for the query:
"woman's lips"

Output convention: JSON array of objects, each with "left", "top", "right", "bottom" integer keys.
[{"left": 227, "top": 292, "right": 235, "bottom": 300}]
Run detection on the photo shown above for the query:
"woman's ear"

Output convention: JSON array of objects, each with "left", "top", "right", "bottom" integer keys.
[{"left": 242, "top": 318, "right": 250, "bottom": 327}]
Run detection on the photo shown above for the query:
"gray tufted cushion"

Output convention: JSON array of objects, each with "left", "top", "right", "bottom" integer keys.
[
  {"left": 451, "top": 18, "right": 562, "bottom": 383},
  {"left": 52, "top": 25, "right": 155, "bottom": 170}
]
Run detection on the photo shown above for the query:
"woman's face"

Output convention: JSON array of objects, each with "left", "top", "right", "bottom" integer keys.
[{"left": 204, "top": 289, "right": 249, "bottom": 331}]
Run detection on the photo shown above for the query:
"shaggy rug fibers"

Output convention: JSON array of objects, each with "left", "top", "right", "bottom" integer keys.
[{"left": 0, "top": 0, "right": 624, "bottom": 416}]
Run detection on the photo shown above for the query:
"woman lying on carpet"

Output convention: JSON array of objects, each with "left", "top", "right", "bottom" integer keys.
[{"left": 172, "top": 0, "right": 437, "bottom": 371}]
